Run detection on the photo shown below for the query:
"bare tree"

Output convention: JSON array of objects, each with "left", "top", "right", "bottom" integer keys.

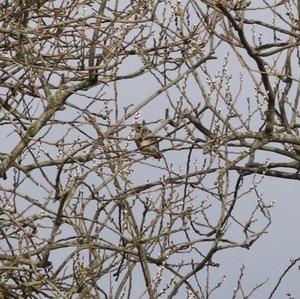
[{"left": 0, "top": 0, "right": 299, "bottom": 298}]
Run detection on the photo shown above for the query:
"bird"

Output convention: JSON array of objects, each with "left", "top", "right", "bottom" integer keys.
[{"left": 132, "top": 123, "right": 162, "bottom": 160}]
